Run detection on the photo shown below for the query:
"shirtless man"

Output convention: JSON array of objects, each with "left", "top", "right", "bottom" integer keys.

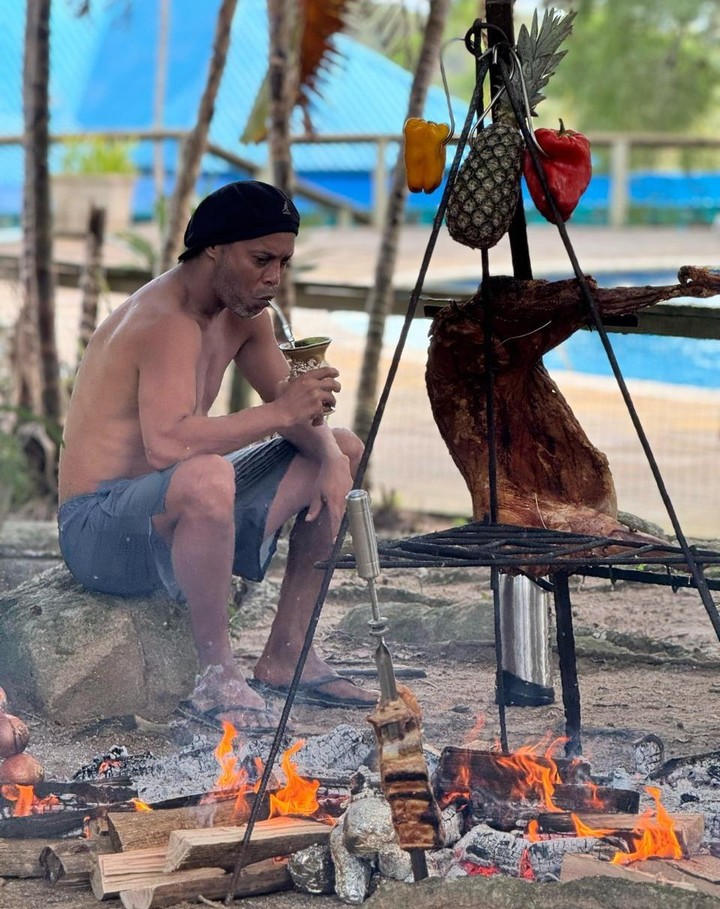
[{"left": 58, "top": 180, "right": 376, "bottom": 732}]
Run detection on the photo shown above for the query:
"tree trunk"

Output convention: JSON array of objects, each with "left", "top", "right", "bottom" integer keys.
[
  {"left": 14, "top": 0, "right": 61, "bottom": 427},
  {"left": 76, "top": 206, "right": 106, "bottom": 367},
  {"left": 267, "top": 0, "right": 300, "bottom": 337},
  {"left": 158, "top": 0, "right": 238, "bottom": 272},
  {"left": 353, "top": 0, "right": 452, "bottom": 452}
]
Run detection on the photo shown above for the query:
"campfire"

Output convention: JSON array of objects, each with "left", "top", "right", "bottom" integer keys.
[{"left": 2, "top": 712, "right": 720, "bottom": 906}]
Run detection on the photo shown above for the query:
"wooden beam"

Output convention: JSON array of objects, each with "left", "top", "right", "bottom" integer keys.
[
  {"left": 164, "top": 816, "right": 332, "bottom": 873},
  {"left": 119, "top": 857, "right": 291, "bottom": 909}
]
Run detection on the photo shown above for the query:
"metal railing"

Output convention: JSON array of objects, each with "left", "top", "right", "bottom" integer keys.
[{"left": 2, "top": 128, "right": 719, "bottom": 228}]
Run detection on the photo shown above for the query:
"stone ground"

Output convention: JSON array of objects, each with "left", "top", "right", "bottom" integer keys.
[{"left": 1, "top": 514, "right": 720, "bottom": 908}]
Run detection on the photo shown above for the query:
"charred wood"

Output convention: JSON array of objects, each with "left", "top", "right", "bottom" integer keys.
[{"left": 538, "top": 810, "right": 704, "bottom": 857}]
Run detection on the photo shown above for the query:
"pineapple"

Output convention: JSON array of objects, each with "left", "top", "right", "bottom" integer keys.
[
  {"left": 445, "top": 8, "right": 576, "bottom": 251},
  {"left": 446, "top": 117, "right": 524, "bottom": 250}
]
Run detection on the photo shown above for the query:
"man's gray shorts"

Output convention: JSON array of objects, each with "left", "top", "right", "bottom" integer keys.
[{"left": 58, "top": 438, "right": 297, "bottom": 599}]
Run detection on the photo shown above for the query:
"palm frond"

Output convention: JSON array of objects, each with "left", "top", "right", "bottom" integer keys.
[{"left": 298, "top": 0, "right": 355, "bottom": 112}]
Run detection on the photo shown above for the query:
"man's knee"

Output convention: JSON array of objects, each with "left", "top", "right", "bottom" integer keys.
[
  {"left": 169, "top": 454, "right": 235, "bottom": 519},
  {"left": 332, "top": 427, "right": 364, "bottom": 470}
]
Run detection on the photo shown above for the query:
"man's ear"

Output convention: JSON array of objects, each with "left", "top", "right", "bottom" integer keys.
[{"left": 204, "top": 246, "right": 217, "bottom": 261}]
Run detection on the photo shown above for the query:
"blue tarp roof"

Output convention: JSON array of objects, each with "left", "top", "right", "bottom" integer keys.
[{"left": 0, "top": 0, "right": 467, "bottom": 175}]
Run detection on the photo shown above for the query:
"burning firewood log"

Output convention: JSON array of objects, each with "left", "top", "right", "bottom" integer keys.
[{"left": 425, "top": 266, "right": 720, "bottom": 541}]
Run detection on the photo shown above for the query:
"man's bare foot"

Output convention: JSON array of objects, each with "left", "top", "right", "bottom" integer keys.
[{"left": 187, "top": 664, "right": 281, "bottom": 734}]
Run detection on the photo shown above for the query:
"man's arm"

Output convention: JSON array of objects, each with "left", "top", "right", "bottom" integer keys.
[
  {"left": 236, "top": 312, "right": 356, "bottom": 535},
  {"left": 137, "top": 313, "right": 338, "bottom": 469}
]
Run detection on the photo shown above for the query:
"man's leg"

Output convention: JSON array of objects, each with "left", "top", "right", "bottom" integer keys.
[
  {"left": 253, "top": 429, "right": 376, "bottom": 706},
  {"left": 152, "top": 454, "right": 275, "bottom": 727}
]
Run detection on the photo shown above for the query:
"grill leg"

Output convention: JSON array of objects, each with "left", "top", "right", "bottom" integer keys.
[{"left": 552, "top": 571, "right": 582, "bottom": 757}]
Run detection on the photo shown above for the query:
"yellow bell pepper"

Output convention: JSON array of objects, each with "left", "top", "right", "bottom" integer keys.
[{"left": 403, "top": 118, "right": 451, "bottom": 194}]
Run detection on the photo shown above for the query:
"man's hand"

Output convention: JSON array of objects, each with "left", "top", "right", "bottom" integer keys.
[
  {"left": 304, "top": 452, "right": 353, "bottom": 539},
  {"left": 274, "top": 367, "right": 340, "bottom": 428}
]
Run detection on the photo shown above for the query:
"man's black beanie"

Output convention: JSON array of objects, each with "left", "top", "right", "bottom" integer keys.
[{"left": 178, "top": 180, "right": 300, "bottom": 262}]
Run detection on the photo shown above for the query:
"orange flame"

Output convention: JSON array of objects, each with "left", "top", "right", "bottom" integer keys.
[
  {"left": 268, "top": 740, "right": 320, "bottom": 818},
  {"left": 571, "top": 812, "right": 614, "bottom": 838},
  {"left": 585, "top": 780, "right": 605, "bottom": 810},
  {"left": 463, "top": 713, "right": 487, "bottom": 744},
  {"left": 526, "top": 818, "right": 541, "bottom": 842},
  {"left": 440, "top": 755, "right": 471, "bottom": 809},
  {"left": 611, "top": 786, "right": 682, "bottom": 865},
  {"left": 1, "top": 784, "right": 61, "bottom": 817},
  {"left": 199, "top": 721, "right": 257, "bottom": 818},
  {"left": 496, "top": 734, "right": 567, "bottom": 811},
  {"left": 131, "top": 798, "right": 153, "bottom": 812}
]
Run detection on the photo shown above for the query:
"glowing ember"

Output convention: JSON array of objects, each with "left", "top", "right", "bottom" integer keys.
[
  {"left": 612, "top": 786, "right": 682, "bottom": 865},
  {"left": 268, "top": 740, "right": 320, "bottom": 818},
  {"left": 131, "top": 798, "right": 153, "bottom": 812},
  {"left": 518, "top": 849, "right": 535, "bottom": 880},
  {"left": 461, "top": 860, "right": 499, "bottom": 876},
  {"left": 496, "top": 734, "right": 567, "bottom": 811},
  {"left": 1, "top": 784, "right": 61, "bottom": 817}
]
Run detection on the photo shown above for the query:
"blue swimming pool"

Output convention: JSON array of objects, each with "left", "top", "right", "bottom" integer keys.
[{"left": 331, "top": 271, "right": 720, "bottom": 390}]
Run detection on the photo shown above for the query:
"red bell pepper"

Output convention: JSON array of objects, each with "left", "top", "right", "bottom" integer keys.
[{"left": 523, "top": 119, "right": 592, "bottom": 223}]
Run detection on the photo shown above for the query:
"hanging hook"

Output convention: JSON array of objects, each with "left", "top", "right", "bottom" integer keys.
[
  {"left": 463, "top": 19, "right": 510, "bottom": 57},
  {"left": 503, "top": 45, "right": 548, "bottom": 158},
  {"left": 438, "top": 37, "right": 462, "bottom": 143}
]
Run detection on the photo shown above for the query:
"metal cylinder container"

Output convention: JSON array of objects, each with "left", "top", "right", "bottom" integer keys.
[{"left": 497, "top": 574, "right": 555, "bottom": 706}]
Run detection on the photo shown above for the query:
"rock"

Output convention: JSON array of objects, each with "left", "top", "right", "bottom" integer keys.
[
  {"left": 338, "top": 599, "right": 495, "bottom": 647},
  {"left": 0, "top": 564, "right": 197, "bottom": 724},
  {"left": 365, "top": 875, "right": 720, "bottom": 909}
]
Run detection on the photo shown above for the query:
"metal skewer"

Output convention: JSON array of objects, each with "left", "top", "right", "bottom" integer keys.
[
  {"left": 345, "top": 489, "right": 429, "bottom": 882},
  {"left": 345, "top": 489, "right": 398, "bottom": 704}
]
